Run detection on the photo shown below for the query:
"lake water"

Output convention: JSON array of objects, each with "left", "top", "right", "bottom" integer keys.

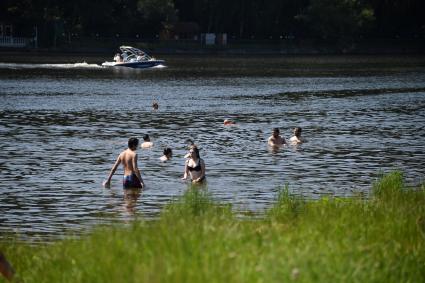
[{"left": 1, "top": 55, "right": 424, "bottom": 241}]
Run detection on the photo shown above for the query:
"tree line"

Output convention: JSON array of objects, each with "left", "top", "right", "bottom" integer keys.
[{"left": 1, "top": 0, "right": 424, "bottom": 47}]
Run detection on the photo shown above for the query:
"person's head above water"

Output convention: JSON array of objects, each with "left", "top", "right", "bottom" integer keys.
[
  {"left": 152, "top": 101, "right": 159, "bottom": 110},
  {"left": 294, "top": 127, "right": 302, "bottom": 137},
  {"left": 163, "top": 147, "right": 172, "bottom": 157},
  {"left": 189, "top": 146, "right": 200, "bottom": 160},
  {"left": 128, "top": 137, "right": 139, "bottom": 150},
  {"left": 143, "top": 134, "right": 150, "bottom": 142},
  {"left": 224, "top": 119, "right": 236, "bottom": 125},
  {"left": 272, "top": 128, "right": 280, "bottom": 137}
]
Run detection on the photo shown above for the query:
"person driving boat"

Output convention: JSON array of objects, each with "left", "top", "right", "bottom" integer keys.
[{"left": 114, "top": 53, "right": 123, "bottom": 63}]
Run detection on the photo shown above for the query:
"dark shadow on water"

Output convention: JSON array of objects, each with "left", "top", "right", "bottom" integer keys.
[{"left": 227, "top": 87, "right": 425, "bottom": 101}]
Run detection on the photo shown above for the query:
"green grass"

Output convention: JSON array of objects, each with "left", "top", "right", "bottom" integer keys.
[{"left": 1, "top": 171, "right": 424, "bottom": 282}]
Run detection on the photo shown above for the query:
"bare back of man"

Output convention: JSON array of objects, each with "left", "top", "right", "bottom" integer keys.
[
  {"left": 103, "top": 138, "right": 144, "bottom": 189},
  {"left": 120, "top": 149, "right": 138, "bottom": 176},
  {"left": 117, "top": 149, "right": 144, "bottom": 188}
]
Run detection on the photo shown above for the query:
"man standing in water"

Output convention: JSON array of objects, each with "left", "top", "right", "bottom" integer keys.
[
  {"left": 268, "top": 128, "right": 287, "bottom": 146},
  {"left": 103, "top": 137, "right": 145, "bottom": 189}
]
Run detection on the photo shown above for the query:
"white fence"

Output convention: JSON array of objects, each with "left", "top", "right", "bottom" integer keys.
[{"left": 0, "top": 36, "right": 32, "bottom": 47}]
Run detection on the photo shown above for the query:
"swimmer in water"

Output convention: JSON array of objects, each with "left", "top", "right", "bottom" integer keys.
[
  {"left": 141, "top": 134, "right": 153, "bottom": 148},
  {"left": 152, "top": 101, "right": 159, "bottom": 110},
  {"left": 289, "top": 127, "right": 305, "bottom": 144},
  {"left": 182, "top": 146, "right": 206, "bottom": 183},
  {"left": 268, "top": 127, "right": 286, "bottom": 146},
  {"left": 224, "top": 119, "right": 236, "bottom": 126},
  {"left": 159, "top": 147, "right": 173, "bottom": 162},
  {"left": 103, "top": 137, "right": 145, "bottom": 189}
]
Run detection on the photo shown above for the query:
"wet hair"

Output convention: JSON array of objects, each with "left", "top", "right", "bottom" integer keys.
[
  {"left": 152, "top": 101, "right": 159, "bottom": 109},
  {"left": 143, "top": 134, "right": 150, "bottom": 141},
  {"left": 294, "top": 127, "right": 302, "bottom": 135},
  {"left": 273, "top": 128, "right": 280, "bottom": 133},
  {"left": 190, "top": 146, "right": 200, "bottom": 159},
  {"left": 128, "top": 137, "right": 139, "bottom": 149},
  {"left": 163, "top": 147, "right": 172, "bottom": 156},
  {"left": 186, "top": 139, "right": 195, "bottom": 148}
]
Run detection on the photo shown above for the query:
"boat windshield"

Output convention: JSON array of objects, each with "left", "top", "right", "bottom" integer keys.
[{"left": 119, "top": 46, "right": 152, "bottom": 62}]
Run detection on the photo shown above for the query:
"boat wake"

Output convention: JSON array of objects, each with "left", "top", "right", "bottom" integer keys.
[
  {"left": 0, "top": 62, "right": 103, "bottom": 70},
  {"left": 152, "top": 64, "right": 166, "bottom": 69}
]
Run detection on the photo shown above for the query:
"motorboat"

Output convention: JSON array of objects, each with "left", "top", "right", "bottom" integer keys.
[{"left": 102, "top": 46, "right": 165, "bottom": 68}]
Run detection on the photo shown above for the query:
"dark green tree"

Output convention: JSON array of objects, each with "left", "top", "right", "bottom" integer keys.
[
  {"left": 298, "top": 0, "right": 375, "bottom": 41},
  {"left": 137, "top": 0, "right": 177, "bottom": 36},
  {"left": 1, "top": 0, "right": 424, "bottom": 47},
  {"left": 369, "top": 0, "right": 425, "bottom": 37}
]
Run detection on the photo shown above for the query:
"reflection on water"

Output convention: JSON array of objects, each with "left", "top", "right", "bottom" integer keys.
[
  {"left": 0, "top": 57, "right": 425, "bottom": 241},
  {"left": 123, "top": 188, "right": 142, "bottom": 216}
]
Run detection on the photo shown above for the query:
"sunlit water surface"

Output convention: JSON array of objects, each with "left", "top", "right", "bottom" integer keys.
[{"left": 0, "top": 59, "right": 424, "bottom": 241}]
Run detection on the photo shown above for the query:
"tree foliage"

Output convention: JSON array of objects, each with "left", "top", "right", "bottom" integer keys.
[
  {"left": 0, "top": 0, "right": 424, "bottom": 47},
  {"left": 298, "top": 0, "right": 375, "bottom": 40}
]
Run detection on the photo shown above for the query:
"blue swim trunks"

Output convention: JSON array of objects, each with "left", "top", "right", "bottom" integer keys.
[{"left": 123, "top": 174, "right": 142, "bottom": 189}]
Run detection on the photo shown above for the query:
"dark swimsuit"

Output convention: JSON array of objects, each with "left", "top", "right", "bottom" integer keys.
[
  {"left": 123, "top": 174, "right": 142, "bottom": 189},
  {"left": 187, "top": 159, "right": 206, "bottom": 183},
  {"left": 187, "top": 161, "right": 202, "bottom": 172}
]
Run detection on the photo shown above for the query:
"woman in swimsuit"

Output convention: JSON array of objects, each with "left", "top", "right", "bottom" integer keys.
[{"left": 181, "top": 146, "right": 206, "bottom": 183}]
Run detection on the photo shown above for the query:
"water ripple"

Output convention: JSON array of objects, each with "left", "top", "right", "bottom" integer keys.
[{"left": 1, "top": 67, "right": 425, "bottom": 241}]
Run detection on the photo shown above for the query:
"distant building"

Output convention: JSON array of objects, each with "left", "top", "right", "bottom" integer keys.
[
  {"left": 201, "top": 33, "right": 227, "bottom": 46},
  {"left": 0, "top": 23, "right": 33, "bottom": 48},
  {"left": 0, "top": 23, "right": 13, "bottom": 37}
]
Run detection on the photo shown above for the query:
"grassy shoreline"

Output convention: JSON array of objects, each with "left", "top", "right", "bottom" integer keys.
[{"left": 1, "top": 171, "right": 424, "bottom": 282}]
